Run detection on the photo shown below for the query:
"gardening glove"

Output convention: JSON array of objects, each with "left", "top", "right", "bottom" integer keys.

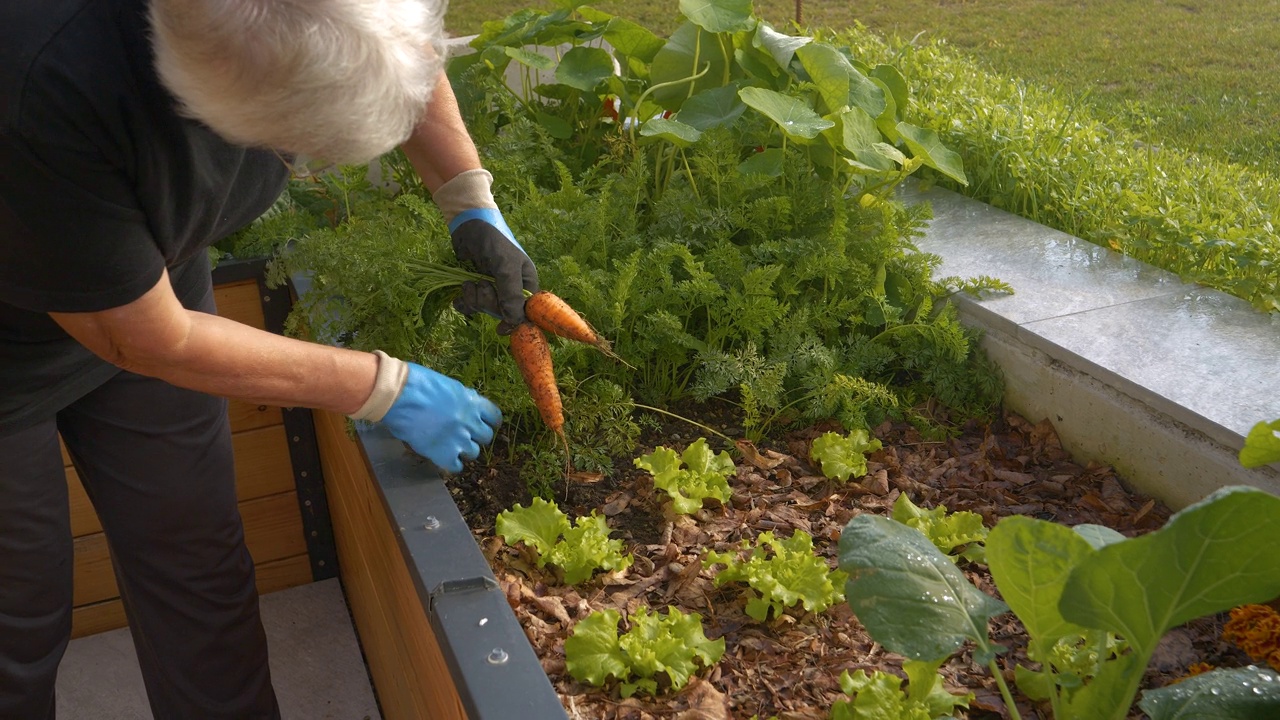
[
  {"left": 350, "top": 351, "right": 501, "bottom": 473},
  {"left": 433, "top": 168, "right": 539, "bottom": 334}
]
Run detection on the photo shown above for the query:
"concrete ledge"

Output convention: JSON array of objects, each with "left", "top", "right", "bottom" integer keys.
[{"left": 906, "top": 184, "right": 1280, "bottom": 509}]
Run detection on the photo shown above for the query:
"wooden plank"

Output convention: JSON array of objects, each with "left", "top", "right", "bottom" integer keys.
[
  {"left": 65, "top": 426, "right": 295, "bottom": 538},
  {"left": 70, "top": 554, "right": 314, "bottom": 639},
  {"left": 315, "top": 409, "right": 466, "bottom": 720},
  {"left": 60, "top": 438, "right": 72, "bottom": 467},
  {"left": 233, "top": 425, "right": 296, "bottom": 503},
  {"left": 228, "top": 400, "right": 283, "bottom": 433},
  {"left": 213, "top": 279, "right": 267, "bottom": 330}
]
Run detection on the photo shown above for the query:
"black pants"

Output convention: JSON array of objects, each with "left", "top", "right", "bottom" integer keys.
[{"left": 0, "top": 298, "right": 280, "bottom": 719}]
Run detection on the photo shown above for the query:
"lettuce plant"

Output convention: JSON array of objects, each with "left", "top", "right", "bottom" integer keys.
[
  {"left": 838, "top": 486, "right": 1280, "bottom": 720},
  {"left": 892, "top": 494, "right": 988, "bottom": 564},
  {"left": 704, "top": 530, "right": 847, "bottom": 621},
  {"left": 830, "top": 662, "right": 972, "bottom": 720},
  {"left": 634, "top": 438, "right": 734, "bottom": 514},
  {"left": 564, "top": 605, "right": 725, "bottom": 697},
  {"left": 496, "top": 497, "right": 632, "bottom": 584},
  {"left": 810, "top": 429, "right": 882, "bottom": 482},
  {"left": 1240, "top": 418, "right": 1280, "bottom": 468}
]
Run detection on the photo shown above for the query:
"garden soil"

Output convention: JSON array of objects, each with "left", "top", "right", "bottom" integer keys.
[{"left": 450, "top": 407, "right": 1254, "bottom": 720}]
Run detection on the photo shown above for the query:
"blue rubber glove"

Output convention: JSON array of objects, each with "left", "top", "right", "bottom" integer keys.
[{"left": 380, "top": 362, "right": 502, "bottom": 473}]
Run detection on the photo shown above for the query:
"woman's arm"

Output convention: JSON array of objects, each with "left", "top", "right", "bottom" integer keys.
[{"left": 399, "top": 72, "right": 481, "bottom": 193}]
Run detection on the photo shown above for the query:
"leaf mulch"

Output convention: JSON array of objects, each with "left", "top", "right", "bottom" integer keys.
[{"left": 451, "top": 408, "right": 1255, "bottom": 719}]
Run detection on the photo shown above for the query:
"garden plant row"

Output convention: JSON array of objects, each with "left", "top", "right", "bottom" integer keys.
[{"left": 225, "top": 1, "right": 1280, "bottom": 716}]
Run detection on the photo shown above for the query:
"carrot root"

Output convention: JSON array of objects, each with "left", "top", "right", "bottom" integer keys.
[
  {"left": 525, "top": 291, "right": 633, "bottom": 368},
  {"left": 509, "top": 322, "right": 565, "bottom": 433}
]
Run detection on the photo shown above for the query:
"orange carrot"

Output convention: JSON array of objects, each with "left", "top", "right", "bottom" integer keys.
[
  {"left": 525, "top": 291, "right": 631, "bottom": 367},
  {"left": 509, "top": 322, "right": 564, "bottom": 433}
]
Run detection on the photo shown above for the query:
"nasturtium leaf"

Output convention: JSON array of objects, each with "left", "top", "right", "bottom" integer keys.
[
  {"left": 871, "top": 141, "right": 907, "bottom": 166},
  {"left": 732, "top": 46, "right": 782, "bottom": 87},
  {"left": 873, "top": 78, "right": 901, "bottom": 142},
  {"left": 602, "top": 16, "right": 667, "bottom": 63},
  {"left": 839, "top": 515, "right": 1008, "bottom": 662},
  {"left": 739, "top": 87, "right": 833, "bottom": 141},
  {"left": 738, "top": 148, "right": 783, "bottom": 177},
  {"left": 1061, "top": 486, "right": 1280, "bottom": 657},
  {"left": 556, "top": 46, "right": 615, "bottom": 91},
  {"left": 752, "top": 23, "right": 811, "bottom": 69},
  {"left": 810, "top": 429, "right": 882, "bottom": 482},
  {"left": 504, "top": 46, "right": 556, "bottom": 72},
  {"left": 1072, "top": 523, "right": 1127, "bottom": 549},
  {"left": 795, "top": 43, "right": 885, "bottom": 117},
  {"left": 839, "top": 107, "right": 882, "bottom": 153},
  {"left": 639, "top": 117, "right": 703, "bottom": 147},
  {"left": 871, "top": 64, "right": 909, "bottom": 117},
  {"left": 675, "top": 85, "right": 747, "bottom": 130},
  {"left": 897, "top": 122, "right": 969, "bottom": 185},
  {"left": 564, "top": 609, "right": 630, "bottom": 687},
  {"left": 650, "top": 22, "right": 732, "bottom": 109},
  {"left": 986, "top": 516, "right": 1095, "bottom": 661},
  {"left": 534, "top": 112, "right": 573, "bottom": 140},
  {"left": 495, "top": 497, "right": 569, "bottom": 559},
  {"left": 1138, "top": 666, "right": 1280, "bottom": 719},
  {"left": 1240, "top": 419, "right": 1280, "bottom": 468},
  {"left": 679, "top": 0, "right": 755, "bottom": 33}
]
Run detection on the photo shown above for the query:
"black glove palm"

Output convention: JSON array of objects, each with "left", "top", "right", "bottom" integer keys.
[{"left": 449, "top": 208, "right": 539, "bottom": 334}]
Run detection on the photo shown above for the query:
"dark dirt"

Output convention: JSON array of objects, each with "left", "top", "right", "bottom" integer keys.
[{"left": 449, "top": 406, "right": 1256, "bottom": 720}]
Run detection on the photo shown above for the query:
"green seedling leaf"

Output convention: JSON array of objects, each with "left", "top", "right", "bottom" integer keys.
[
  {"left": 892, "top": 494, "right": 988, "bottom": 561},
  {"left": 679, "top": 0, "right": 755, "bottom": 33},
  {"left": 897, "top": 122, "right": 969, "bottom": 186},
  {"left": 1073, "top": 523, "right": 1127, "bottom": 549},
  {"left": 1240, "top": 419, "right": 1280, "bottom": 468},
  {"left": 556, "top": 46, "right": 616, "bottom": 91},
  {"left": 833, "top": 664, "right": 969, "bottom": 720},
  {"left": 810, "top": 429, "right": 882, "bottom": 482},
  {"left": 1139, "top": 666, "right": 1280, "bottom": 719},
  {"left": 739, "top": 87, "right": 834, "bottom": 141},
  {"left": 987, "top": 516, "right": 1095, "bottom": 661},
  {"left": 904, "top": 658, "right": 974, "bottom": 716},
  {"left": 738, "top": 148, "right": 783, "bottom": 177},
  {"left": 564, "top": 609, "right": 630, "bottom": 687},
  {"left": 504, "top": 46, "right": 556, "bottom": 72},
  {"left": 635, "top": 438, "right": 734, "bottom": 514},
  {"left": 496, "top": 497, "right": 569, "bottom": 558},
  {"left": 752, "top": 23, "right": 811, "bottom": 69},
  {"left": 549, "top": 512, "right": 633, "bottom": 584},
  {"left": 705, "top": 530, "right": 847, "bottom": 621},
  {"left": 640, "top": 117, "right": 704, "bottom": 147},
  {"left": 1061, "top": 486, "right": 1280, "bottom": 656},
  {"left": 676, "top": 85, "right": 747, "bottom": 131},
  {"left": 651, "top": 22, "right": 732, "bottom": 110},
  {"left": 839, "top": 514, "right": 1008, "bottom": 663},
  {"left": 795, "top": 43, "right": 885, "bottom": 118}
]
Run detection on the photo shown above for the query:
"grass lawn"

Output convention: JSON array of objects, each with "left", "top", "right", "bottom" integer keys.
[{"left": 444, "top": 0, "right": 1280, "bottom": 176}]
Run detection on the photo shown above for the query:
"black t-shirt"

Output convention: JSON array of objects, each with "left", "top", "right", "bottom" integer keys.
[{"left": 0, "top": 0, "right": 289, "bottom": 434}]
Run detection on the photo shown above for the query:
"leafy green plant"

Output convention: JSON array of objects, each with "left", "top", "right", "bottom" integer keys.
[
  {"left": 810, "top": 428, "right": 882, "bottom": 482},
  {"left": 1138, "top": 665, "right": 1280, "bottom": 719},
  {"left": 564, "top": 605, "right": 725, "bottom": 697},
  {"left": 634, "top": 438, "right": 735, "bottom": 514},
  {"left": 892, "top": 493, "right": 988, "bottom": 564},
  {"left": 838, "top": 486, "right": 1280, "bottom": 720},
  {"left": 704, "top": 530, "right": 847, "bottom": 621},
  {"left": 830, "top": 663, "right": 972, "bottom": 720},
  {"left": 495, "top": 497, "right": 632, "bottom": 584},
  {"left": 1240, "top": 418, "right": 1280, "bottom": 468}
]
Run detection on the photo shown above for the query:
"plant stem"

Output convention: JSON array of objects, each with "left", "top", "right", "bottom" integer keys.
[
  {"left": 987, "top": 659, "right": 1023, "bottom": 720},
  {"left": 632, "top": 403, "right": 735, "bottom": 444},
  {"left": 629, "top": 64, "right": 713, "bottom": 145}
]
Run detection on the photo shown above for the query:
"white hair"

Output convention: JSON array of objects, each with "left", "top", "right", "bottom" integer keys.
[{"left": 149, "top": 0, "right": 447, "bottom": 164}]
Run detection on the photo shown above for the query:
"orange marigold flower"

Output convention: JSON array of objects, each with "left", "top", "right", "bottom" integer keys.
[
  {"left": 1170, "top": 662, "right": 1215, "bottom": 684},
  {"left": 1223, "top": 604, "right": 1280, "bottom": 671}
]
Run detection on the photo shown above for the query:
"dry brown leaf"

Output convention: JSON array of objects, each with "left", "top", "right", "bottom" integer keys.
[
  {"left": 568, "top": 470, "right": 606, "bottom": 483},
  {"left": 736, "top": 439, "right": 785, "bottom": 470},
  {"left": 674, "top": 677, "right": 729, "bottom": 720}
]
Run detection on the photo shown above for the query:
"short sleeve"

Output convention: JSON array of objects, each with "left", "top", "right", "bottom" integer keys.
[{"left": 0, "top": 131, "right": 165, "bottom": 314}]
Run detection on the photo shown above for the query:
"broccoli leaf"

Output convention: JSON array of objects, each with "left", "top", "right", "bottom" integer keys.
[
  {"left": 810, "top": 429, "right": 883, "bottom": 482},
  {"left": 635, "top": 438, "right": 735, "bottom": 514},
  {"left": 892, "top": 494, "right": 989, "bottom": 562}
]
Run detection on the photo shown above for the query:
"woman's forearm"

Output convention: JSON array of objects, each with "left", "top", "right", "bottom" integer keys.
[{"left": 400, "top": 72, "right": 482, "bottom": 192}]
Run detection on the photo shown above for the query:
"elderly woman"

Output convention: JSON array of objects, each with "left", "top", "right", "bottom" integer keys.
[{"left": 0, "top": 0, "right": 535, "bottom": 717}]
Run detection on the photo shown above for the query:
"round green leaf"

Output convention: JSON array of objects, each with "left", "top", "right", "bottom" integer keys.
[
  {"left": 639, "top": 117, "right": 703, "bottom": 147},
  {"left": 738, "top": 87, "right": 834, "bottom": 141},
  {"left": 556, "top": 46, "right": 615, "bottom": 91},
  {"left": 739, "top": 148, "right": 784, "bottom": 177},
  {"left": 602, "top": 16, "right": 666, "bottom": 63},
  {"left": 1139, "top": 666, "right": 1280, "bottom": 719},
  {"left": 795, "top": 43, "right": 885, "bottom": 117},
  {"left": 897, "top": 122, "right": 968, "bottom": 185},
  {"left": 871, "top": 64, "right": 909, "bottom": 117},
  {"left": 504, "top": 46, "right": 556, "bottom": 72},
  {"left": 753, "top": 23, "right": 811, "bottom": 69},
  {"left": 650, "top": 22, "right": 733, "bottom": 110},
  {"left": 675, "top": 85, "right": 747, "bottom": 130},
  {"left": 679, "top": 0, "right": 755, "bottom": 33}
]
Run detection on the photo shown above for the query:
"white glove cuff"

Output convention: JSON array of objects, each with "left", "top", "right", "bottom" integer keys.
[
  {"left": 349, "top": 351, "right": 410, "bottom": 422},
  {"left": 432, "top": 168, "right": 498, "bottom": 223}
]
